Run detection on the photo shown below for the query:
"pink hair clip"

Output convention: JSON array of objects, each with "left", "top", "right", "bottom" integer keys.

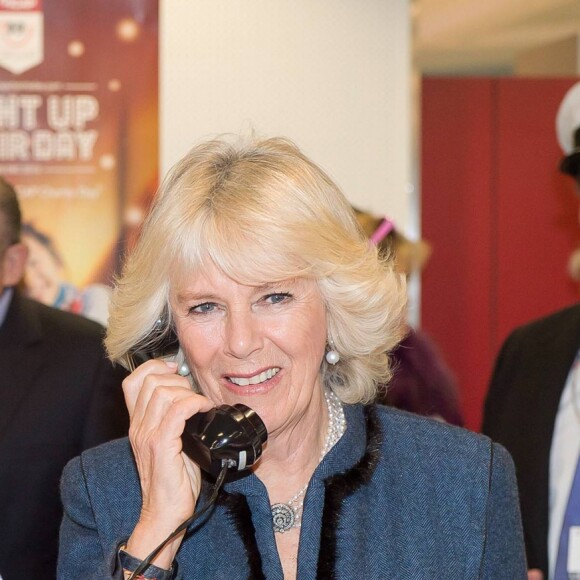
[{"left": 369, "top": 217, "right": 394, "bottom": 245}]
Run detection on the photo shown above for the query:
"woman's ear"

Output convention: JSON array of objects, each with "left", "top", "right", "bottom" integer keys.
[{"left": 1, "top": 242, "right": 28, "bottom": 288}]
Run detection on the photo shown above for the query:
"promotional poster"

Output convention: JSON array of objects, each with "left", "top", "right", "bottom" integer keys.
[{"left": 0, "top": 0, "right": 159, "bottom": 325}]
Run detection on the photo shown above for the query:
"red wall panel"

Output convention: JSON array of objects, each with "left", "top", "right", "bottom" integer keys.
[
  {"left": 421, "top": 78, "right": 495, "bottom": 432},
  {"left": 421, "top": 77, "right": 579, "bottom": 432}
]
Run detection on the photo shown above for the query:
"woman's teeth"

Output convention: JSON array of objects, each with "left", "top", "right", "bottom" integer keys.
[{"left": 228, "top": 367, "right": 280, "bottom": 386}]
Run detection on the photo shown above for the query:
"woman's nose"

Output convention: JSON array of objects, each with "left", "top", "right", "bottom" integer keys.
[{"left": 223, "top": 309, "right": 263, "bottom": 359}]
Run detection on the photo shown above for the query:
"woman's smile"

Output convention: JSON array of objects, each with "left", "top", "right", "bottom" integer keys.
[
  {"left": 223, "top": 366, "right": 283, "bottom": 395},
  {"left": 226, "top": 366, "right": 281, "bottom": 386}
]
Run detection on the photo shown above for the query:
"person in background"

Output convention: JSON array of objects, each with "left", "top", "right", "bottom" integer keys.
[
  {"left": 22, "top": 222, "right": 112, "bottom": 327},
  {"left": 58, "top": 136, "right": 524, "bottom": 579},
  {"left": 354, "top": 208, "right": 464, "bottom": 426},
  {"left": 0, "top": 177, "right": 129, "bottom": 579},
  {"left": 482, "top": 82, "right": 580, "bottom": 580}
]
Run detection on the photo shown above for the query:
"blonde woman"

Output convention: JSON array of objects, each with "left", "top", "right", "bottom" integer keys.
[{"left": 59, "top": 136, "right": 526, "bottom": 579}]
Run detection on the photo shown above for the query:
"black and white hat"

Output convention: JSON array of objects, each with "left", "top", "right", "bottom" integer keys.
[{"left": 556, "top": 82, "right": 580, "bottom": 177}]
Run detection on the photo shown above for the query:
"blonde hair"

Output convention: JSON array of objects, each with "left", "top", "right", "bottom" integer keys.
[{"left": 106, "top": 136, "right": 407, "bottom": 403}]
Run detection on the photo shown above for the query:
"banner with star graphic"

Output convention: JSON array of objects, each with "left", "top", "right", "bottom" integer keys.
[{"left": 0, "top": 0, "right": 158, "bottom": 326}]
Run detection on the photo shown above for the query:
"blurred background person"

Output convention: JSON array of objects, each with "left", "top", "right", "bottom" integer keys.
[
  {"left": 22, "top": 222, "right": 112, "bottom": 327},
  {"left": 354, "top": 207, "right": 464, "bottom": 426},
  {"left": 482, "top": 82, "right": 580, "bottom": 580},
  {"left": 0, "top": 177, "right": 129, "bottom": 579}
]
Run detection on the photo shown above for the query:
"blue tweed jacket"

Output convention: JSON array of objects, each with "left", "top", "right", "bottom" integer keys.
[{"left": 58, "top": 404, "right": 527, "bottom": 579}]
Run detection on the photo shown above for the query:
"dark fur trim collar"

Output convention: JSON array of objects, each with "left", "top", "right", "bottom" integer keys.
[
  {"left": 217, "top": 491, "right": 266, "bottom": 580},
  {"left": 317, "top": 405, "right": 382, "bottom": 579},
  {"left": 218, "top": 405, "right": 382, "bottom": 580}
]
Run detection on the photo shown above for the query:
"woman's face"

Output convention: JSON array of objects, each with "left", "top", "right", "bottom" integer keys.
[{"left": 170, "top": 262, "right": 328, "bottom": 436}]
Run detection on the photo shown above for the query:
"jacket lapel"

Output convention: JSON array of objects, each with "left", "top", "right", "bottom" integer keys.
[
  {"left": 0, "top": 291, "right": 45, "bottom": 441},
  {"left": 519, "top": 305, "right": 580, "bottom": 573}
]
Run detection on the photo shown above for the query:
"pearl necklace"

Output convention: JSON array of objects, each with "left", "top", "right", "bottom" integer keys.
[{"left": 271, "top": 389, "right": 346, "bottom": 534}]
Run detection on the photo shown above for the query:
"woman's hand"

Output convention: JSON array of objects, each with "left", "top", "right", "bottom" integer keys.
[{"left": 122, "top": 359, "right": 214, "bottom": 569}]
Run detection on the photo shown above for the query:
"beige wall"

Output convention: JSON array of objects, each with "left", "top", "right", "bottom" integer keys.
[
  {"left": 516, "top": 35, "right": 580, "bottom": 76},
  {"left": 160, "top": 0, "right": 412, "bottom": 228}
]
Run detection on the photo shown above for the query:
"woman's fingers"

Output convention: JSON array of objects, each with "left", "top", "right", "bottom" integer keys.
[
  {"left": 124, "top": 359, "right": 214, "bottom": 473},
  {"left": 134, "top": 387, "right": 214, "bottom": 457},
  {"left": 153, "top": 390, "right": 214, "bottom": 437},
  {"left": 133, "top": 371, "right": 193, "bottom": 426},
  {"left": 127, "top": 386, "right": 214, "bottom": 528},
  {"left": 122, "top": 359, "right": 179, "bottom": 419},
  {"left": 122, "top": 359, "right": 215, "bottom": 503},
  {"left": 122, "top": 359, "right": 178, "bottom": 417}
]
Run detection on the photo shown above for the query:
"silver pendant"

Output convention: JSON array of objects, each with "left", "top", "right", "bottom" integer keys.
[{"left": 271, "top": 502, "right": 295, "bottom": 533}]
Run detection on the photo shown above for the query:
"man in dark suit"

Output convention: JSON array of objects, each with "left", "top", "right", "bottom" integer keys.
[
  {"left": 0, "top": 178, "right": 129, "bottom": 579},
  {"left": 483, "top": 306, "right": 580, "bottom": 578},
  {"left": 482, "top": 83, "right": 580, "bottom": 580}
]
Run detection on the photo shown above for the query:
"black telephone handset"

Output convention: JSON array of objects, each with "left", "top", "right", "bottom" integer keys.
[
  {"left": 129, "top": 333, "right": 268, "bottom": 477},
  {"left": 183, "top": 403, "right": 267, "bottom": 477}
]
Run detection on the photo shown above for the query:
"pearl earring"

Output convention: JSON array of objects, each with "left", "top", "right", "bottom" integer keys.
[
  {"left": 178, "top": 362, "right": 191, "bottom": 377},
  {"left": 325, "top": 340, "right": 340, "bottom": 365},
  {"left": 176, "top": 348, "right": 191, "bottom": 377}
]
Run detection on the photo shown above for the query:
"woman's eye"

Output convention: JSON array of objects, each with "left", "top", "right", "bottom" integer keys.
[
  {"left": 190, "top": 302, "right": 217, "bottom": 314},
  {"left": 264, "top": 292, "right": 292, "bottom": 304}
]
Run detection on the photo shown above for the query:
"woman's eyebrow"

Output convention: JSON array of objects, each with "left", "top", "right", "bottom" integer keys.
[
  {"left": 175, "top": 290, "right": 219, "bottom": 303},
  {"left": 255, "top": 282, "right": 281, "bottom": 292},
  {"left": 256, "top": 278, "right": 298, "bottom": 292}
]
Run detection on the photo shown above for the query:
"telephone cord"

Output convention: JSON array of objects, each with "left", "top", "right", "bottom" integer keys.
[{"left": 127, "top": 462, "right": 229, "bottom": 580}]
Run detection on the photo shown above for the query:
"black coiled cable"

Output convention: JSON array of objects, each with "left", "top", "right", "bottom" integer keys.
[{"left": 127, "top": 462, "right": 229, "bottom": 580}]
